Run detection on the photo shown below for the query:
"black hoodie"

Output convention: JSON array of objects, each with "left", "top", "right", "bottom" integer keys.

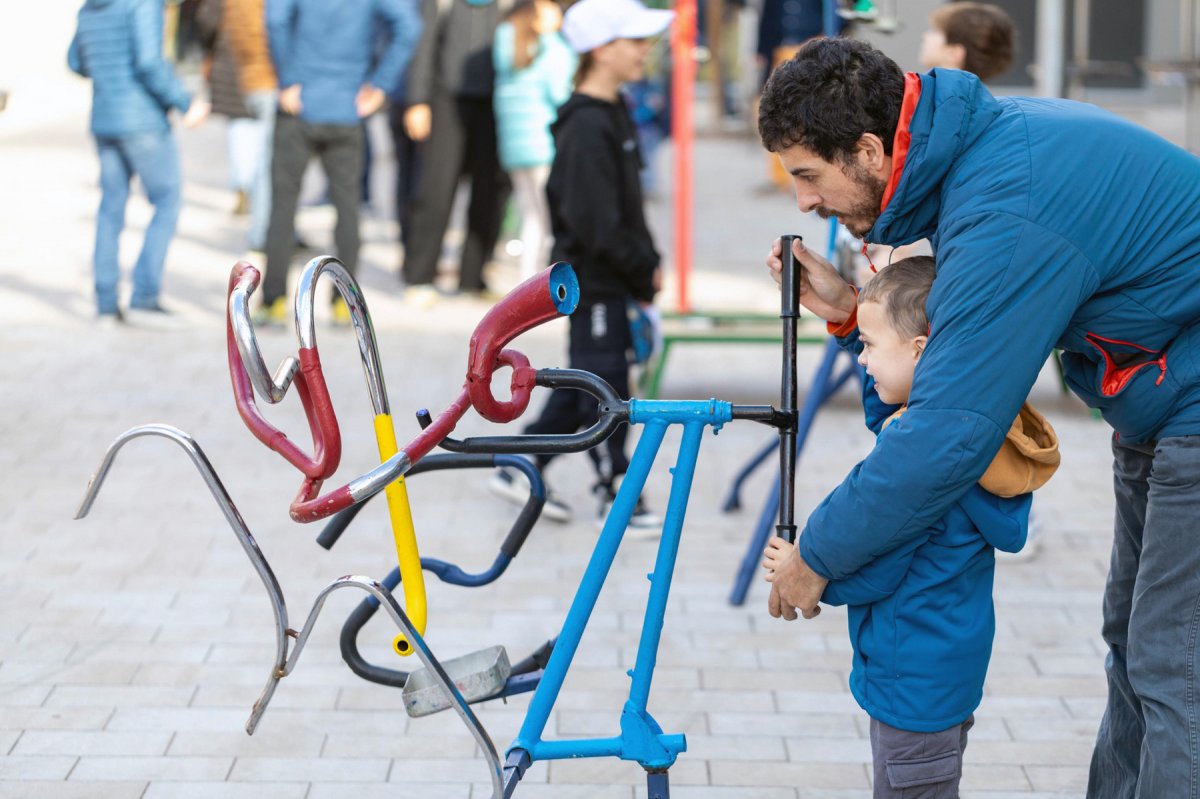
[{"left": 546, "top": 93, "right": 660, "bottom": 304}]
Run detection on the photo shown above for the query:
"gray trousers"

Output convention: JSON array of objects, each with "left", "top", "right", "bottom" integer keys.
[
  {"left": 1088, "top": 435, "right": 1200, "bottom": 799},
  {"left": 870, "top": 715, "right": 973, "bottom": 798}
]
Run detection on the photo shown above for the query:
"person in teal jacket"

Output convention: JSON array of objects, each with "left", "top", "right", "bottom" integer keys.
[
  {"left": 493, "top": 0, "right": 575, "bottom": 281},
  {"left": 764, "top": 256, "right": 1058, "bottom": 796},
  {"left": 757, "top": 37, "right": 1200, "bottom": 798}
]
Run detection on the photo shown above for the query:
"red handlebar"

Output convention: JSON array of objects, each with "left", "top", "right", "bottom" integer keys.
[
  {"left": 466, "top": 265, "right": 578, "bottom": 423},
  {"left": 227, "top": 262, "right": 580, "bottom": 523},
  {"left": 226, "top": 263, "right": 342, "bottom": 481}
]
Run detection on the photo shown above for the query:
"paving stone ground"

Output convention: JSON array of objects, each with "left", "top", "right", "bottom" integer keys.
[{"left": 4, "top": 16, "right": 1186, "bottom": 798}]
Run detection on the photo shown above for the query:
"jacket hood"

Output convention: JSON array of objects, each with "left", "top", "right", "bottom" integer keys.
[
  {"left": 866, "top": 69, "right": 1003, "bottom": 247},
  {"left": 978, "top": 402, "right": 1060, "bottom": 497},
  {"left": 550, "top": 92, "right": 618, "bottom": 136},
  {"left": 85, "top": 0, "right": 119, "bottom": 7},
  {"left": 882, "top": 399, "right": 1057, "bottom": 553}
]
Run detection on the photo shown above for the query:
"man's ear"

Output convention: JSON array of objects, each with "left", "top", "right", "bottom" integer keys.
[
  {"left": 913, "top": 335, "right": 928, "bottom": 359},
  {"left": 856, "top": 133, "right": 889, "bottom": 177}
]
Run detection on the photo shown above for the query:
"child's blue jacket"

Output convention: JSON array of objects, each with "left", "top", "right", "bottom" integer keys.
[
  {"left": 820, "top": 332, "right": 1030, "bottom": 731},
  {"left": 799, "top": 69, "right": 1200, "bottom": 608}
]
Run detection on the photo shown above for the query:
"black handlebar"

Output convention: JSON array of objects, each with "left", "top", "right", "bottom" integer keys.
[{"left": 415, "top": 369, "right": 629, "bottom": 456}]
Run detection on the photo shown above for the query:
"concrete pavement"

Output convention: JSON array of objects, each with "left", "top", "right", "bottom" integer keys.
[{"left": 0, "top": 28, "right": 1130, "bottom": 798}]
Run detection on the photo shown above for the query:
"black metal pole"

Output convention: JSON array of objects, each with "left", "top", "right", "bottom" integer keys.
[{"left": 777, "top": 234, "right": 802, "bottom": 543}]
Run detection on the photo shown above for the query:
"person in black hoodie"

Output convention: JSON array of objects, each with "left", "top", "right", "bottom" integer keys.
[{"left": 488, "top": 0, "right": 674, "bottom": 533}]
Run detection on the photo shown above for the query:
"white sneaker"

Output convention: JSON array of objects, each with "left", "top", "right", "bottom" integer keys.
[
  {"left": 96, "top": 310, "right": 124, "bottom": 329},
  {"left": 402, "top": 285, "right": 440, "bottom": 309},
  {"left": 488, "top": 466, "right": 571, "bottom": 523},
  {"left": 595, "top": 482, "right": 662, "bottom": 538},
  {"left": 126, "top": 302, "right": 187, "bottom": 330}
]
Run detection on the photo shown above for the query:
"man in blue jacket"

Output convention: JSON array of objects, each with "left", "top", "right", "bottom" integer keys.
[
  {"left": 259, "top": 0, "right": 420, "bottom": 323},
  {"left": 69, "top": 0, "right": 208, "bottom": 327},
  {"left": 758, "top": 37, "right": 1200, "bottom": 797}
]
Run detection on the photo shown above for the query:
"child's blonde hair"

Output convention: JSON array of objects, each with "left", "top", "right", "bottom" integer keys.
[{"left": 857, "top": 256, "right": 936, "bottom": 340}]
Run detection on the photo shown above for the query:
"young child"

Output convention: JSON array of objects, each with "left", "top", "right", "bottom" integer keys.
[
  {"left": 493, "top": 0, "right": 576, "bottom": 282},
  {"left": 764, "top": 257, "right": 1060, "bottom": 797},
  {"left": 489, "top": 0, "right": 672, "bottom": 532},
  {"left": 919, "top": 1, "right": 1016, "bottom": 81}
]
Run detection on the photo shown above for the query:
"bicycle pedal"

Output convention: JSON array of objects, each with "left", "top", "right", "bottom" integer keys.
[{"left": 403, "top": 645, "right": 512, "bottom": 717}]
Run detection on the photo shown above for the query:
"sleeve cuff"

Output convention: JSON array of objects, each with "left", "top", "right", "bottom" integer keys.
[{"left": 826, "top": 303, "right": 858, "bottom": 337}]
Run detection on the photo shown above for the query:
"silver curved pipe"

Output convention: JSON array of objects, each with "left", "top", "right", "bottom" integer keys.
[
  {"left": 277, "top": 575, "right": 504, "bottom": 797},
  {"left": 74, "top": 424, "right": 290, "bottom": 735},
  {"left": 294, "top": 256, "right": 390, "bottom": 416},
  {"left": 75, "top": 427, "right": 504, "bottom": 797},
  {"left": 230, "top": 274, "right": 300, "bottom": 404}
]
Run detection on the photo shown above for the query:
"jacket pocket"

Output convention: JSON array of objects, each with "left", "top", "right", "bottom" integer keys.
[
  {"left": 1062, "top": 332, "right": 1180, "bottom": 442},
  {"left": 886, "top": 750, "right": 959, "bottom": 788},
  {"left": 1083, "top": 332, "right": 1167, "bottom": 397}
]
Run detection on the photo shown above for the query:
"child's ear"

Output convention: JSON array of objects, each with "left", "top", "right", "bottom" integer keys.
[
  {"left": 948, "top": 43, "right": 967, "bottom": 70},
  {"left": 913, "top": 336, "right": 928, "bottom": 359}
]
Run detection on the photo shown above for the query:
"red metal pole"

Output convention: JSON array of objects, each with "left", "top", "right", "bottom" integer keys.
[{"left": 671, "top": 0, "right": 696, "bottom": 313}]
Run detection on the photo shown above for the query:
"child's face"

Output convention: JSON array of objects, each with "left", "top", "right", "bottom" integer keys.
[
  {"left": 919, "top": 27, "right": 965, "bottom": 70},
  {"left": 856, "top": 300, "right": 926, "bottom": 406},
  {"left": 594, "top": 37, "right": 655, "bottom": 84}
]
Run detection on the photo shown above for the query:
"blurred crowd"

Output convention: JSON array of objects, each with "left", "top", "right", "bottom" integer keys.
[{"left": 66, "top": 0, "right": 1018, "bottom": 330}]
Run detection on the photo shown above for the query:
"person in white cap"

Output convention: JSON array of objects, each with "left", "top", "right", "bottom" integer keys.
[{"left": 489, "top": 0, "right": 673, "bottom": 533}]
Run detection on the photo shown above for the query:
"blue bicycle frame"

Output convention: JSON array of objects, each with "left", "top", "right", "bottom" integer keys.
[{"left": 502, "top": 399, "right": 730, "bottom": 794}]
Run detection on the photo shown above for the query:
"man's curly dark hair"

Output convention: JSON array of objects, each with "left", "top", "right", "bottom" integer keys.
[{"left": 758, "top": 38, "right": 905, "bottom": 162}]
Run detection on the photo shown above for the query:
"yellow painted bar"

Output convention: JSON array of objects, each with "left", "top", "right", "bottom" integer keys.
[{"left": 374, "top": 413, "right": 427, "bottom": 656}]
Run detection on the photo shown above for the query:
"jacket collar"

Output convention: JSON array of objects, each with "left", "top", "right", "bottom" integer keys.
[{"left": 865, "top": 69, "right": 1003, "bottom": 247}]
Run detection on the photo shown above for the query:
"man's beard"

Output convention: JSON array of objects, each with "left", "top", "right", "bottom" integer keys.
[{"left": 826, "top": 160, "right": 887, "bottom": 238}]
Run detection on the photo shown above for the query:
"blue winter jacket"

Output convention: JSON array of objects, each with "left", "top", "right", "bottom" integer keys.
[
  {"left": 492, "top": 24, "right": 575, "bottom": 171},
  {"left": 799, "top": 69, "right": 1200, "bottom": 592},
  {"left": 266, "top": 0, "right": 421, "bottom": 125},
  {"left": 68, "top": 0, "right": 192, "bottom": 138},
  {"left": 820, "top": 333, "right": 1030, "bottom": 731}
]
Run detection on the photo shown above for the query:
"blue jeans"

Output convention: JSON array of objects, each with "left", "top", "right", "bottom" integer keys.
[
  {"left": 243, "top": 90, "right": 278, "bottom": 251},
  {"left": 93, "top": 130, "right": 181, "bottom": 313},
  {"left": 1089, "top": 435, "right": 1200, "bottom": 798}
]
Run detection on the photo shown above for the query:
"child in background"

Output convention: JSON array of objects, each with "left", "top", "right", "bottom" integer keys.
[
  {"left": 919, "top": 1, "right": 1016, "bottom": 81},
  {"left": 867, "top": 0, "right": 1015, "bottom": 274},
  {"left": 492, "top": 0, "right": 575, "bottom": 282},
  {"left": 489, "top": 0, "right": 672, "bottom": 532},
  {"left": 764, "top": 257, "right": 1059, "bottom": 798}
]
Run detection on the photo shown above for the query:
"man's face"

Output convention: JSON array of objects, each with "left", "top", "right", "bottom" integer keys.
[{"left": 777, "top": 142, "right": 888, "bottom": 238}]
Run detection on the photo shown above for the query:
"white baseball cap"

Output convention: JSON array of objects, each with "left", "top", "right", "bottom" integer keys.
[{"left": 561, "top": 0, "right": 675, "bottom": 54}]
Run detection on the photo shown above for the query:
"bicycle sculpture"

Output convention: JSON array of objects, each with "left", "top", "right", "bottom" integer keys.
[{"left": 76, "top": 237, "right": 805, "bottom": 799}]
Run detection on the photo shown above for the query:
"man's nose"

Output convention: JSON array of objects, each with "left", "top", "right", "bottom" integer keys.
[
  {"left": 794, "top": 187, "right": 820, "bottom": 213},
  {"left": 857, "top": 351, "right": 868, "bottom": 367}
]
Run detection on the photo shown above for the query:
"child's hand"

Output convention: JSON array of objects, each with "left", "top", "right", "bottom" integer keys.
[{"left": 761, "top": 537, "right": 793, "bottom": 575}]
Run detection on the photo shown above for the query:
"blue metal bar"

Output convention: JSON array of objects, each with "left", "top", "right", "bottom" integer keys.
[
  {"left": 721, "top": 435, "right": 779, "bottom": 512},
  {"left": 509, "top": 421, "right": 669, "bottom": 755},
  {"left": 629, "top": 421, "right": 705, "bottom": 711}
]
